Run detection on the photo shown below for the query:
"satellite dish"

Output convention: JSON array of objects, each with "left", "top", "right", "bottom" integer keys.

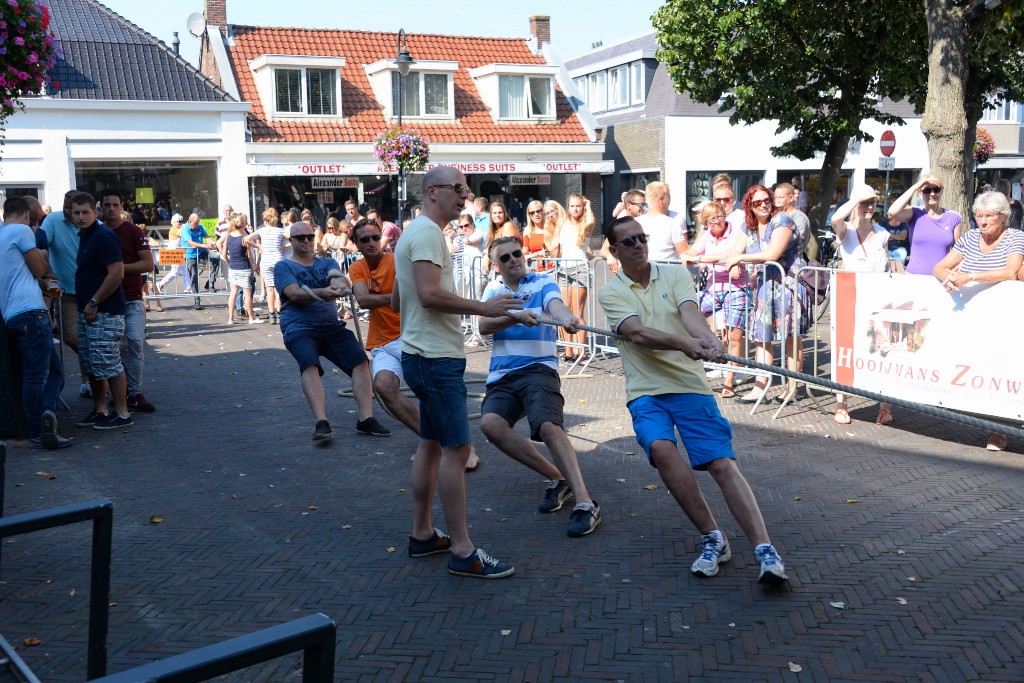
[{"left": 186, "top": 12, "right": 206, "bottom": 38}]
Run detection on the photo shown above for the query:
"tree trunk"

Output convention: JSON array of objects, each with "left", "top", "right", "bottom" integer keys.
[
  {"left": 806, "top": 134, "right": 850, "bottom": 261},
  {"left": 921, "top": 0, "right": 971, "bottom": 219}
]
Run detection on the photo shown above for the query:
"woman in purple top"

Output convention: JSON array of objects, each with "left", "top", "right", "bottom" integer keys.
[{"left": 887, "top": 173, "right": 963, "bottom": 275}]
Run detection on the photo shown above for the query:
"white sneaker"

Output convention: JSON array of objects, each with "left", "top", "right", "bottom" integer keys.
[
  {"left": 705, "top": 369, "right": 724, "bottom": 379},
  {"left": 691, "top": 532, "right": 731, "bottom": 577},
  {"left": 249, "top": 318, "right": 266, "bottom": 324},
  {"left": 755, "top": 544, "right": 788, "bottom": 585}
]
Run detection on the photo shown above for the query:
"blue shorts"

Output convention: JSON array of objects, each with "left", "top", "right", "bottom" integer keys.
[
  {"left": 401, "top": 353, "right": 472, "bottom": 449},
  {"left": 627, "top": 393, "right": 734, "bottom": 470},
  {"left": 283, "top": 321, "right": 367, "bottom": 377}
]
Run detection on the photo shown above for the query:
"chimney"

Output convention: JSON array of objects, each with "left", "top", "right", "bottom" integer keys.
[
  {"left": 205, "top": 0, "right": 227, "bottom": 32},
  {"left": 529, "top": 15, "right": 550, "bottom": 49},
  {"left": 172, "top": 31, "right": 180, "bottom": 55}
]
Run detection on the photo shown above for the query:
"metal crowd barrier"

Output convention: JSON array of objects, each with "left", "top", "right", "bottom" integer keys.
[{"left": 150, "top": 243, "right": 231, "bottom": 305}]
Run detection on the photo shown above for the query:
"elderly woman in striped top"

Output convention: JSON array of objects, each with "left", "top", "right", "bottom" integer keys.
[{"left": 932, "top": 190, "right": 1024, "bottom": 452}]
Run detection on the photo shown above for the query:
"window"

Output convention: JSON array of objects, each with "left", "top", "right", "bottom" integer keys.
[
  {"left": 275, "top": 69, "right": 302, "bottom": 114},
  {"left": 274, "top": 67, "right": 339, "bottom": 116},
  {"left": 610, "top": 65, "right": 628, "bottom": 108},
  {"left": 588, "top": 71, "right": 607, "bottom": 112},
  {"left": 497, "top": 75, "right": 553, "bottom": 119},
  {"left": 391, "top": 72, "right": 451, "bottom": 117},
  {"left": 306, "top": 68, "right": 337, "bottom": 116},
  {"left": 630, "top": 61, "right": 644, "bottom": 105},
  {"left": 573, "top": 76, "right": 587, "bottom": 103}
]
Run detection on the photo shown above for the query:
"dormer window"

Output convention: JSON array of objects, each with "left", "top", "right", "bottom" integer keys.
[
  {"left": 498, "top": 75, "right": 552, "bottom": 119},
  {"left": 469, "top": 63, "right": 560, "bottom": 122},
  {"left": 365, "top": 59, "right": 458, "bottom": 121},
  {"left": 392, "top": 72, "right": 451, "bottom": 117},
  {"left": 250, "top": 55, "right": 346, "bottom": 119},
  {"left": 275, "top": 67, "right": 338, "bottom": 115}
]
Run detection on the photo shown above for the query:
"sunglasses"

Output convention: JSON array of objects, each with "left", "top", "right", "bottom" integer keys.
[
  {"left": 529, "top": 209, "right": 543, "bottom": 215},
  {"left": 615, "top": 233, "right": 649, "bottom": 248},
  {"left": 921, "top": 186, "right": 943, "bottom": 195},
  {"left": 498, "top": 249, "right": 523, "bottom": 263},
  {"left": 713, "top": 196, "right": 734, "bottom": 202},
  {"left": 431, "top": 182, "right": 471, "bottom": 195},
  {"left": 458, "top": 223, "right": 473, "bottom": 229},
  {"left": 358, "top": 234, "right": 382, "bottom": 244},
  {"left": 751, "top": 198, "right": 772, "bottom": 208},
  {"left": 290, "top": 234, "right": 316, "bottom": 242}
]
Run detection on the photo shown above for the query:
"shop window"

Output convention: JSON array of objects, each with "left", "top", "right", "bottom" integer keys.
[
  {"left": 391, "top": 72, "right": 451, "bottom": 118},
  {"left": 498, "top": 75, "right": 553, "bottom": 119}
]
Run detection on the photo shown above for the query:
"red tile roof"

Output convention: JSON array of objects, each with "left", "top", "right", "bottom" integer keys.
[{"left": 226, "top": 26, "right": 590, "bottom": 144}]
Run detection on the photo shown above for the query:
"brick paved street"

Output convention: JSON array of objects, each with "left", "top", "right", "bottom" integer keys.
[{"left": 2, "top": 299, "right": 1023, "bottom": 682}]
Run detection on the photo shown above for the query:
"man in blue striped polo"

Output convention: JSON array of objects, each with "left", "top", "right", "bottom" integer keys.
[{"left": 478, "top": 236, "right": 601, "bottom": 537}]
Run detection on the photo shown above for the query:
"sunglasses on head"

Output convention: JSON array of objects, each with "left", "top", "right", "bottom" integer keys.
[
  {"left": 498, "top": 249, "right": 523, "bottom": 263},
  {"left": 921, "top": 186, "right": 943, "bottom": 195},
  {"left": 290, "top": 234, "right": 315, "bottom": 242},
  {"left": 358, "top": 234, "right": 382, "bottom": 244},
  {"left": 615, "top": 233, "right": 649, "bottom": 248}
]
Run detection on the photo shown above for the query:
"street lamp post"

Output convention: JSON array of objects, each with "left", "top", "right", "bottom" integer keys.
[{"left": 395, "top": 29, "right": 415, "bottom": 228}]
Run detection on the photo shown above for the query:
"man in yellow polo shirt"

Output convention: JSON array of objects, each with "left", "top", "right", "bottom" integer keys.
[{"left": 598, "top": 216, "right": 788, "bottom": 587}]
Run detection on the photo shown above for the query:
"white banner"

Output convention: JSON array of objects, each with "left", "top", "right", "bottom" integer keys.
[
  {"left": 831, "top": 272, "right": 1024, "bottom": 421},
  {"left": 248, "top": 160, "right": 613, "bottom": 177}
]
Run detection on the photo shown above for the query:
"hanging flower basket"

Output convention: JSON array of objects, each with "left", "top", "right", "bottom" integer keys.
[
  {"left": 0, "top": 0, "right": 60, "bottom": 138},
  {"left": 974, "top": 126, "right": 995, "bottom": 165},
  {"left": 373, "top": 127, "right": 430, "bottom": 173}
]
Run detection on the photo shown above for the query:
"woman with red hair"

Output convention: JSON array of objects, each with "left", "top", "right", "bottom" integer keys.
[{"left": 725, "top": 185, "right": 809, "bottom": 403}]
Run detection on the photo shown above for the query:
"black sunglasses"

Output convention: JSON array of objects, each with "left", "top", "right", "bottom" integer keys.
[
  {"left": 615, "top": 234, "right": 649, "bottom": 248},
  {"left": 498, "top": 249, "right": 523, "bottom": 263},
  {"left": 431, "top": 182, "right": 470, "bottom": 195},
  {"left": 921, "top": 186, "right": 943, "bottom": 195},
  {"left": 358, "top": 234, "right": 382, "bottom": 244},
  {"left": 290, "top": 234, "right": 315, "bottom": 242},
  {"left": 458, "top": 223, "right": 473, "bottom": 229}
]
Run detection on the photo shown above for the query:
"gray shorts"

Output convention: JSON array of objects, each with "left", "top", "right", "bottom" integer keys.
[{"left": 481, "top": 363, "right": 564, "bottom": 441}]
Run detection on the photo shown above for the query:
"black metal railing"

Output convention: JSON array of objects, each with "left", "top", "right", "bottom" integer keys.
[
  {"left": 0, "top": 495, "right": 113, "bottom": 680},
  {"left": 91, "top": 613, "right": 336, "bottom": 683}
]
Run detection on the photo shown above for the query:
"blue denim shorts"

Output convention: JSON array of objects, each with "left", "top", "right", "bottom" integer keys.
[
  {"left": 283, "top": 321, "right": 367, "bottom": 377},
  {"left": 78, "top": 312, "right": 125, "bottom": 380},
  {"left": 628, "top": 393, "right": 734, "bottom": 470},
  {"left": 401, "top": 353, "right": 472, "bottom": 449}
]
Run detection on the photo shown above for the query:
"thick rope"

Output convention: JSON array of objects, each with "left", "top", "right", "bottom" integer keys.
[{"left": 535, "top": 316, "right": 1024, "bottom": 441}]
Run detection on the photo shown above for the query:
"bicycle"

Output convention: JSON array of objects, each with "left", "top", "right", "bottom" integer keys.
[{"left": 810, "top": 229, "right": 839, "bottom": 322}]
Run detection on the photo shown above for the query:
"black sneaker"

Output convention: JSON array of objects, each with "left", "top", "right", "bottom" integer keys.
[
  {"left": 313, "top": 419, "right": 333, "bottom": 441},
  {"left": 567, "top": 502, "right": 602, "bottom": 537},
  {"left": 93, "top": 414, "right": 134, "bottom": 430},
  {"left": 408, "top": 529, "right": 452, "bottom": 557},
  {"left": 76, "top": 410, "right": 110, "bottom": 427},
  {"left": 30, "top": 435, "right": 73, "bottom": 449},
  {"left": 356, "top": 417, "right": 391, "bottom": 437},
  {"left": 538, "top": 480, "right": 573, "bottom": 513},
  {"left": 447, "top": 548, "right": 515, "bottom": 579}
]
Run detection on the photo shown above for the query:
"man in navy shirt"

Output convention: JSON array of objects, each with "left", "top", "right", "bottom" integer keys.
[
  {"left": 274, "top": 221, "right": 388, "bottom": 442},
  {"left": 70, "top": 192, "right": 133, "bottom": 430}
]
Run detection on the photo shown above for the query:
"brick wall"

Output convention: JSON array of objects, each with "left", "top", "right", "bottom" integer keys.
[{"left": 600, "top": 118, "right": 666, "bottom": 211}]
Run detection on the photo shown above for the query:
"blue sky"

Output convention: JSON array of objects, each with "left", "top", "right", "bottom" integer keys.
[{"left": 96, "top": 0, "right": 665, "bottom": 67}]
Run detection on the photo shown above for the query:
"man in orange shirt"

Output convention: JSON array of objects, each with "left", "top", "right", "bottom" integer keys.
[{"left": 350, "top": 218, "right": 479, "bottom": 470}]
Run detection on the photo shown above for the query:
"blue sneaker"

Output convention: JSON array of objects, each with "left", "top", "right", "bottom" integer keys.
[
  {"left": 408, "top": 529, "right": 452, "bottom": 557},
  {"left": 691, "top": 532, "right": 731, "bottom": 577},
  {"left": 447, "top": 548, "right": 514, "bottom": 579},
  {"left": 755, "top": 544, "right": 788, "bottom": 585},
  {"left": 567, "top": 502, "right": 601, "bottom": 537},
  {"left": 93, "top": 413, "right": 134, "bottom": 431},
  {"left": 76, "top": 410, "right": 109, "bottom": 427},
  {"left": 538, "top": 479, "right": 573, "bottom": 513}
]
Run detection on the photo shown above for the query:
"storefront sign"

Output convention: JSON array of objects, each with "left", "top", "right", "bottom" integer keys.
[
  {"left": 311, "top": 177, "right": 359, "bottom": 189},
  {"left": 250, "top": 160, "right": 614, "bottom": 177},
  {"left": 509, "top": 175, "right": 551, "bottom": 185},
  {"left": 831, "top": 272, "right": 1024, "bottom": 420},
  {"left": 317, "top": 191, "right": 334, "bottom": 204},
  {"left": 135, "top": 187, "right": 154, "bottom": 204}
]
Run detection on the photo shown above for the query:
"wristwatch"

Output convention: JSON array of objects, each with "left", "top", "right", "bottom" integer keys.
[
  {"left": 968, "top": 272, "right": 975, "bottom": 282},
  {"left": 87, "top": 298, "right": 99, "bottom": 308}
]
